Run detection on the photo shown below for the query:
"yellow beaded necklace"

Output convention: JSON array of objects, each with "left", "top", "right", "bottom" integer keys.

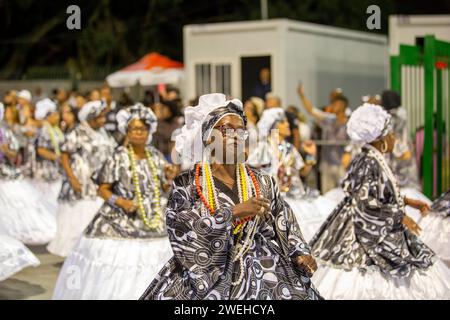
[{"left": 128, "top": 146, "right": 164, "bottom": 231}]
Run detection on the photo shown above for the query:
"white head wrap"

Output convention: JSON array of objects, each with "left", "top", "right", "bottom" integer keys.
[
  {"left": 35, "top": 98, "right": 57, "bottom": 120},
  {"left": 347, "top": 103, "right": 392, "bottom": 144},
  {"left": 18, "top": 90, "right": 32, "bottom": 102},
  {"left": 78, "top": 100, "right": 107, "bottom": 122},
  {"left": 175, "top": 93, "right": 244, "bottom": 164},
  {"left": 116, "top": 103, "right": 158, "bottom": 135},
  {"left": 0, "top": 102, "right": 4, "bottom": 122},
  {"left": 257, "top": 108, "right": 286, "bottom": 138}
]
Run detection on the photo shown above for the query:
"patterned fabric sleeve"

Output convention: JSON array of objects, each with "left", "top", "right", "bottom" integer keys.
[
  {"left": 270, "top": 175, "right": 311, "bottom": 258},
  {"left": 36, "top": 127, "right": 52, "bottom": 149},
  {"left": 165, "top": 173, "right": 234, "bottom": 296},
  {"left": 3, "top": 128, "right": 20, "bottom": 151},
  {"left": 94, "top": 151, "right": 120, "bottom": 185},
  {"left": 60, "top": 129, "right": 78, "bottom": 154},
  {"left": 291, "top": 146, "right": 305, "bottom": 171},
  {"left": 348, "top": 156, "right": 405, "bottom": 245}
]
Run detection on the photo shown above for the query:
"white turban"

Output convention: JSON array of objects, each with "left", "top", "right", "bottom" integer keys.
[
  {"left": 347, "top": 103, "right": 392, "bottom": 144},
  {"left": 78, "top": 100, "right": 107, "bottom": 122},
  {"left": 175, "top": 93, "right": 245, "bottom": 164},
  {"left": 257, "top": 108, "right": 286, "bottom": 138},
  {"left": 0, "top": 102, "right": 4, "bottom": 122},
  {"left": 18, "top": 90, "right": 32, "bottom": 102},
  {"left": 116, "top": 103, "right": 158, "bottom": 135},
  {"left": 35, "top": 98, "right": 57, "bottom": 120}
]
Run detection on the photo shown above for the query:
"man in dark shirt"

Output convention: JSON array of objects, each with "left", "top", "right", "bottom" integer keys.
[{"left": 252, "top": 68, "right": 271, "bottom": 100}]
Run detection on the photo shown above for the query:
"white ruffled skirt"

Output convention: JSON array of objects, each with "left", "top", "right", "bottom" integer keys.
[
  {"left": 47, "top": 198, "right": 103, "bottom": 257},
  {"left": 30, "top": 179, "right": 62, "bottom": 215},
  {"left": 0, "top": 234, "right": 40, "bottom": 281},
  {"left": 52, "top": 235, "right": 173, "bottom": 300},
  {"left": 0, "top": 179, "right": 57, "bottom": 245},
  {"left": 312, "top": 260, "right": 450, "bottom": 300},
  {"left": 418, "top": 214, "right": 450, "bottom": 265},
  {"left": 285, "top": 196, "right": 336, "bottom": 241}
]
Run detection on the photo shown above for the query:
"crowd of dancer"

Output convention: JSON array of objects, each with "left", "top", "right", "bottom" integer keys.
[{"left": 0, "top": 84, "right": 449, "bottom": 299}]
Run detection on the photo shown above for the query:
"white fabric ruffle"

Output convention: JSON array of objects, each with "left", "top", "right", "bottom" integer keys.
[
  {"left": 52, "top": 235, "right": 173, "bottom": 300},
  {"left": 30, "top": 179, "right": 62, "bottom": 214},
  {"left": 312, "top": 259, "right": 450, "bottom": 300},
  {"left": 0, "top": 234, "right": 40, "bottom": 281},
  {"left": 47, "top": 198, "right": 103, "bottom": 257},
  {"left": 0, "top": 179, "right": 57, "bottom": 245},
  {"left": 418, "top": 214, "right": 450, "bottom": 265},
  {"left": 286, "top": 196, "right": 335, "bottom": 242}
]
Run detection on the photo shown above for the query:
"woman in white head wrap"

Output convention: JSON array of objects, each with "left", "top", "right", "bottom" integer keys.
[
  {"left": 31, "top": 98, "right": 65, "bottom": 205},
  {"left": 140, "top": 93, "right": 321, "bottom": 300},
  {"left": 247, "top": 108, "right": 335, "bottom": 242},
  {"left": 53, "top": 103, "right": 175, "bottom": 299},
  {"left": 309, "top": 103, "right": 450, "bottom": 299},
  {"left": 47, "top": 100, "right": 117, "bottom": 257}
]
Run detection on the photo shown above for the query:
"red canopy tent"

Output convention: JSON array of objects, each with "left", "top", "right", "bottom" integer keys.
[{"left": 106, "top": 52, "right": 184, "bottom": 88}]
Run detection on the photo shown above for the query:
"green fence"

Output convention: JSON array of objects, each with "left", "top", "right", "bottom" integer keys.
[{"left": 391, "top": 35, "right": 450, "bottom": 199}]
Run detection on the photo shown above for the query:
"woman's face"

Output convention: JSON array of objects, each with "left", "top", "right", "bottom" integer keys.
[
  {"left": 384, "top": 132, "right": 396, "bottom": 153},
  {"left": 243, "top": 101, "right": 255, "bottom": 119},
  {"left": 61, "top": 105, "right": 75, "bottom": 127},
  {"left": 210, "top": 115, "right": 247, "bottom": 164},
  {"left": 47, "top": 111, "right": 60, "bottom": 126},
  {"left": 88, "top": 109, "right": 107, "bottom": 129},
  {"left": 276, "top": 119, "right": 291, "bottom": 139},
  {"left": 127, "top": 119, "right": 149, "bottom": 147}
]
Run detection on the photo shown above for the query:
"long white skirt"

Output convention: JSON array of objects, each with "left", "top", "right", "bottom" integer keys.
[
  {"left": 47, "top": 198, "right": 103, "bottom": 257},
  {"left": 285, "top": 196, "right": 336, "bottom": 242},
  {"left": 52, "top": 235, "right": 173, "bottom": 300},
  {"left": 418, "top": 214, "right": 450, "bottom": 265},
  {"left": 312, "top": 260, "right": 450, "bottom": 300},
  {"left": 0, "top": 234, "right": 40, "bottom": 281},
  {"left": 30, "top": 179, "right": 62, "bottom": 215},
  {"left": 0, "top": 179, "right": 57, "bottom": 245}
]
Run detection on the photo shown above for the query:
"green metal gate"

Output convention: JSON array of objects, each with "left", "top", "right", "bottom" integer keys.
[{"left": 391, "top": 35, "right": 450, "bottom": 199}]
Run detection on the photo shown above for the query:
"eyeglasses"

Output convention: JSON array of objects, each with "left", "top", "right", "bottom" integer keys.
[
  {"left": 214, "top": 126, "right": 249, "bottom": 140},
  {"left": 128, "top": 127, "right": 148, "bottom": 133}
]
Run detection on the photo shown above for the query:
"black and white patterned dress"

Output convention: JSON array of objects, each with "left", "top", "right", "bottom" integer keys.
[
  {"left": 140, "top": 168, "right": 322, "bottom": 300},
  {"left": 48, "top": 122, "right": 116, "bottom": 257},
  {"left": 309, "top": 146, "right": 450, "bottom": 299},
  {"left": 58, "top": 122, "right": 116, "bottom": 202},
  {"left": 85, "top": 146, "right": 168, "bottom": 239},
  {"left": 52, "top": 146, "right": 172, "bottom": 300}
]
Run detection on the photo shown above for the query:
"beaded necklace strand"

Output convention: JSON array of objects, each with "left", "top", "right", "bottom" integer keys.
[
  {"left": 194, "top": 163, "right": 262, "bottom": 287},
  {"left": 128, "top": 146, "right": 164, "bottom": 231}
]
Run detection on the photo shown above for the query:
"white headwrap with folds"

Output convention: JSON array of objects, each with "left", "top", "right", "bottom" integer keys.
[
  {"left": 78, "top": 100, "right": 107, "bottom": 122},
  {"left": 347, "top": 103, "right": 392, "bottom": 144},
  {"left": 257, "top": 108, "right": 286, "bottom": 138},
  {"left": 35, "top": 98, "right": 57, "bottom": 120},
  {"left": 0, "top": 102, "right": 4, "bottom": 122},
  {"left": 175, "top": 93, "right": 245, "bottom": 164},
  {"left": 116, "top": 103, "right": 158, "bottom": 135}
]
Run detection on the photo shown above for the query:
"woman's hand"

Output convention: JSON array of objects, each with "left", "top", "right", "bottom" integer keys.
[
  {"left": 116, "top": 198, "right": 138, "bottom": 214},
  {"left": 69, "top": 176, "right": 82, "bottom": 195},
  {"left": 295, "top": 255, "right": 318, "bottom": 277},
  {"left": 405, "top": 197, "right": 431, "bottom": 217},
  {"left": 402, "top": 215, "right": 422, "bottom": 235},
  {"left": 164, "top": 164, "right": 178, "bottom": 181},
  {"left": 301, "top": 140, "right": 317, "bottom": 156},
  {"left": 232, "top": 197, "right": 271, "bottom": 220}
]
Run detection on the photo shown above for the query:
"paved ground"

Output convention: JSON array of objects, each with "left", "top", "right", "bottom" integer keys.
[{"left": 0, "top": 245, "right": 63, "bottom": 300}]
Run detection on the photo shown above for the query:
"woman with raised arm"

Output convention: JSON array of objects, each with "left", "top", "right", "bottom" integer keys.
[
  {"left": 309, "top": 103, "right": 450, "bottom": 299},
  {"left": 248, "top": 108, "right": 335, "bottom": 241},
  {"left": 140, "top": 93, "right": 321, "bottom": 300}
]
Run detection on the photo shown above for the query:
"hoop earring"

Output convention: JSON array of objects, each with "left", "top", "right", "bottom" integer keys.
[{"left": 381, "top": 140, "right": 388, "bottom": 153}]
